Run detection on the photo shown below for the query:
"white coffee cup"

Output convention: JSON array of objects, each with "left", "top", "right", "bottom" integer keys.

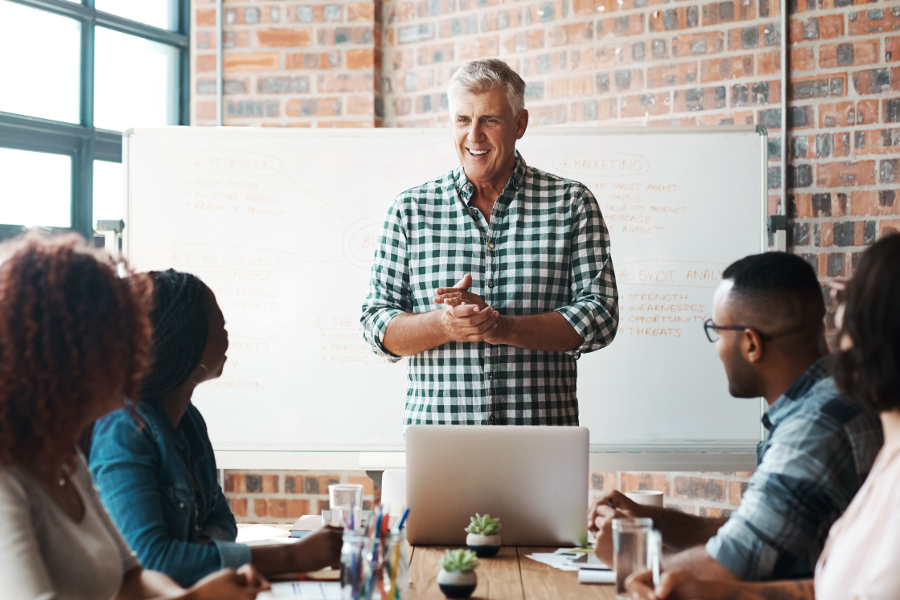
[{"left": 624, "top": 490, "right": 664, "bottom": 507}]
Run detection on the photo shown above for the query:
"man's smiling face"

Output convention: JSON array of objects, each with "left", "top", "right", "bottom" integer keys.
[{"left": 450, "top": 87, "right": 527, "bottom": 190}]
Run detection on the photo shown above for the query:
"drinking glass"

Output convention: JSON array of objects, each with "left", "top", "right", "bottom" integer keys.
[
  {"left": 612, "top": 518, "right": 660, "bottom": 599},
  {"left": 329, "top": 483, "right": 364, "bottom": 530}
]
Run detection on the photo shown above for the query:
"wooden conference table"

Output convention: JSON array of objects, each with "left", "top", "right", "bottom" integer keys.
[{"left": 408, "top": 546, "right": 615, "bottom": 600}]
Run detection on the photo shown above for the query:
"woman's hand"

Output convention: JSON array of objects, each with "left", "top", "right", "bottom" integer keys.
[
  {"left": 187, "top": 565, "right": 269, "bottom": 600},
  {"left": 288, "top": 525, "right": 343, "bottom": 572}
]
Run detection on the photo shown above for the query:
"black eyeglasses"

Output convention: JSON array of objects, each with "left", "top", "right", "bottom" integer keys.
[{"left": 703, "top": 318, "right": 774, "bottom": 343}]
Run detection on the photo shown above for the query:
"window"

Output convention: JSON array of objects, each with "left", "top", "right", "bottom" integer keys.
[{"left": 0, "top": 0, "right": 189, "bottom": 241}]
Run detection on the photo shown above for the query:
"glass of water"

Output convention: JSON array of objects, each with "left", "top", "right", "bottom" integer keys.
[
  {"left": 329, "top": 483, "right": 364, "bottom": 530},
  {"left": 612, "top": 518, "right": 659, "bottom": 599}
]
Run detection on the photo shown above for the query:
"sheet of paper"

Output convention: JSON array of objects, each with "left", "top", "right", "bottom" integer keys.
[
  {"left": 261, "top": 581, "right": 342, "bottom": 599},
  {"left": 235, "top": 524, "right": 292, "bottom": 543},
  {"left": 578, "top": 569, "right": 616, "bottom": 584},
  {"left": 526, "top": 552, "right": 582, "bottom": 572}
]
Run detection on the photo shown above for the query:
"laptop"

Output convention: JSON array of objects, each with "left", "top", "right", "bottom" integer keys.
[{"left": 405, "top": 425, "right": 589, "bottom": 546}]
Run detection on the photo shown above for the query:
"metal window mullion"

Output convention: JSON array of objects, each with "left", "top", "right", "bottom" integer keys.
[
  {"left": 180, "top": 0, "right": 191, "bottom": 125},
  {"left": 72, "top": 2, "right": 96, "bottom": 239}
]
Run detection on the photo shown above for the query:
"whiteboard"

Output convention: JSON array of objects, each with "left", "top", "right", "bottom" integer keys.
[{"left": 125, "top": 126, "right": 767, "bottom": 468}]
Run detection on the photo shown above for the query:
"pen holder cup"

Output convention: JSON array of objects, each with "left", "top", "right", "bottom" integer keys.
[{"left": 340, "top": 530, "right": 410, "bottom": 600}]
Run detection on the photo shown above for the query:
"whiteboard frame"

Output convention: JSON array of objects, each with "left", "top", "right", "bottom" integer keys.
[{"left": 124, "top": 125, "right": 769, "bottom": 472}]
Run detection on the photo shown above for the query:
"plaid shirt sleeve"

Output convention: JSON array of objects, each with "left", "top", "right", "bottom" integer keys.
[
  {"left": 360, "top": 197, "right": 409, "bottom": 361},
  {"left": 706, "top": 407, "right": 869, "bottom": 580},
  {"left": 554, "top": 183, "right": 618, "bottom": 359}
]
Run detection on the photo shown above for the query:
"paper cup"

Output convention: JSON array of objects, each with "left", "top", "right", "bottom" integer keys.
[{"left": 624, "top": 490, "right": 664, "bottom": 507}]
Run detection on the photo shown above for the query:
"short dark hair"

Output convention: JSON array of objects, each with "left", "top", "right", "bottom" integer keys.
[
  {"left": 723, "top": 251, "right": 825, "bottom": 331},
  {"left": 833, "top": 234, "right": 900, "bottom": 412}
]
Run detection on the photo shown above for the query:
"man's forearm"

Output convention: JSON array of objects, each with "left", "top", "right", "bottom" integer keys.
[
  {"left": 382, "top": 310, "right": 450, "bottom": 356},
  {"left": 662, "top": 546, "right": 737, "bottom": 581},
  {"left": 490, "top": 312, "right": 583, "bottom": 351},
  {"left": 696, "top": 579, "right": 814, "bottom": 600},
  {"left": 635, "top": 505, "right": 727, "bottom": 551}
]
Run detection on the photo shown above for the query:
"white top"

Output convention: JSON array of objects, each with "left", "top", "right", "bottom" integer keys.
[
  {"left": 0, "top": 455, "right": 140, "bottom": 600},
  {"left": 815, "top": 438, "right": 900, "bottom": 599}
]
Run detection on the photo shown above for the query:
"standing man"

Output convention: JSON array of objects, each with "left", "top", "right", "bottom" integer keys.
[{"left": 361, "top": 59, "right": 618, "bottom": 426}]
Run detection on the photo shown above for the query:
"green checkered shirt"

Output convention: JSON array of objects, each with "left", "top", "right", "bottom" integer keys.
[{"left": 361, "top": 153, "right": 618, "bottom": 425}]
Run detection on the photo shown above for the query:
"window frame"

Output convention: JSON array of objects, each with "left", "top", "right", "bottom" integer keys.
[{"left": 0, "top": 0, "right": 190, "bottom": 240}]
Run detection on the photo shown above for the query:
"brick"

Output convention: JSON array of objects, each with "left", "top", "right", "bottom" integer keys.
[
  {"left": 317, "top": 73, "right": 373, "bottom": 93},
  {"left": 703, "top": 2, "right": 739, "bottom": 26},
  {"left": 647, "top": 63, "right": 698, "bottom": 88},
  {"left": 882, "top": 159, "right": 900, "bottom": 183},
  {"left": 757, "top": 51, "right": 780, "bottom": 76},
  {"left": 348, "top": 475, "right": 376, "bottom": 496},
  {"left": 501, "top": 31, "right": 542, "bottom": 53},
  {"left": 886, "top": 99, "right": 900, "bottom": 123},
  {"left": 853, "top": 67, "right": 900, "bottom": 95},
  {"left": 398, "top": 23, "right": 435, "bottom": 44},
  {"left": 348, "top": 3, "right": 375, "bottom": 21},
  {"left": 226, "top": 100, "right": 280, "bottom": 118},
  {"left": 815, "top": 222, "right": 835, "bottom": 247},
  {"left": 818, "top": 100, "right": 879, "bottom": 127},
  {"left": 547, "top": 75, "right": 595, "bottom": 99},
  {"left": 700, "top": 55, "right": 754, "bottom": 82},
  {"left": 820, "top": 40, "right": 880, "bottom": 68},
  {"left": 649, "top": 7, "right": 700, "bottom": 32},
  {"left": 549, "top": 23, "right": 593, "bottom": 46},
  {"left": 196, "top": 54, "right": 217, "bottom": 73},
  {"left": 791, "top": 164, "right": 813, "bottom": 187},
  {"left": 826, "top": 253, "right": 847, "bottom": 277},
  {"left": 253, "top": 498, "right": 268, "bottom": 518},
  {"left": 440, "top": 16, "right": 479, "bottom": 38},
  {"left": 347, "top": 48, "right": 375, "bottom": 69},
  {"left": 529, "top": 104, "right": 568, "bottom": 125},
  {"left": 597, "top": 14, "right": 644, "bottom": 37},
  {"left": 257, "top": 77, "right": 310, "bottom": 94},
  {"left": 256, "top": 28, "right": 312, "bottom": 48},
  {"left": 792, "top": 136, "right": 808, "bottom": 159},
  {"left": 887, "top": 37, "right": 900, "bottom": 62},
  {"left": 256, "top": 499, "right": 310, "bottom": 520},
  {"left": 285, "top": 51, "right": 341, "bottom": 70},
  {"left": 229, "top": 497, "right": 248, "bottom": 517},
  {"left": 791, "top": 15, "right": 844, "bottom": 40},
  {"left": 728, "top": 480, "right": 747, "bottom": 505},
  {"left": 318, "top": 475, "right": 342, "bottom": 491},
  {"left": 224, "top": 52, "right": 280, "bottom": 73},
  {"left": 317, "top": 26, "right": 373, "bottom": 45},
  {"left": 195, "top": 100, "right": 216, "bottom": 122},
  {"left": 792, "top": 222, "right": 810, "bottom": 247},
  {"left": 620, "top": 92, "right": 670, "bottom": 117},
  {"left": 571, "top": 0, "right": 618, "bottom": 16},
  {"left": 672, "top": 476, "right": 726, "bottom": 502},
  {"left": 792, "top": 47, "right": 815, "bottom": 71},
  {"left": 816, "top": 161, "right": 876, "bottom": 187},
  {"left": 834, "top": 221, "right": 856, "bottom": 246},
  {"left": 848, "top": 8, "right": 900, "bottom": 36},
  {"left": 673, "top": 86, "right": 727, "bottom": 112},
  {"left": 590, "top": 472, "right": 619, "bottom": 492},
  {"left": 222, "top": 31, "right": 251, "bottom": 50},
  {"left": 225, "top": 473, "right": 244, "bottom": 493},
  {"left": 671, "top": 32, "right": 724, "bottom": 57},
  {"left": 285, "top": 97, "right": 342, "bottom": 117},
  {"left": 790, "top": 74, "right": 846, "bottom": 100},
  {"left": 196, "top": 8, "right": 217, "bottom": 27}
]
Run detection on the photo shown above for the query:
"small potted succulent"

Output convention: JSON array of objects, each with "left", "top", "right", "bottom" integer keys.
[
  {"left": 437, "top": 549, "right": 478, "bottom": 599},
  {"left": 465, "top": 513, "right": 502, "bottom": 557}
]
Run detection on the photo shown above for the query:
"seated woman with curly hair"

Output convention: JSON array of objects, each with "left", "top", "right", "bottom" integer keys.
[
  {"left": 0, "top": 233, "right": 267, "bottom": 600},
  {"left": 628, "top": 232, "right": 900, "bottom": 600},
  {"left": 88, "top": 269, "right": 342, "bottom": 587}
]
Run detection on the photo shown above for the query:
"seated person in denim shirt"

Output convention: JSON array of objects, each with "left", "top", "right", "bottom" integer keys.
[
  {"left": 89, "top": 269, "right": 342, "bottom": 587},
  {"left": 589, "top": 252, "right": 883, "bottom": 582}
]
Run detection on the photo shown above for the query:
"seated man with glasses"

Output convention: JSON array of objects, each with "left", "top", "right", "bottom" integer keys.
[{"left": 589, "top": 252, "right": 882, "bottom": 582}]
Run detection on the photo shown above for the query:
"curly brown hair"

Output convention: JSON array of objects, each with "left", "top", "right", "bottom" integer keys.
[
  {"left": 833, "top": 233, "right": 900, "bottom": 413},
  {"left": 0, "top": 233, "right": 154, "bottom": 465}
]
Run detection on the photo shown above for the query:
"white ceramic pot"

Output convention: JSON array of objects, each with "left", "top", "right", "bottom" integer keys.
[
  {"left": 437, "top": 569, "right": 477, "bottom": 598},
  {"left": 466, "top": 533, "right": 501, "bottom": 557}
]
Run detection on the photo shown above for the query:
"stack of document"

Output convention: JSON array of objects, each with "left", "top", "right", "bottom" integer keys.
[{"left": 524, "top": 548, "right": 615, "bottom": 584}]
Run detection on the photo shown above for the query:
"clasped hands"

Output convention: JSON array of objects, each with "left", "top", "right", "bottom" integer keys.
[{"left": 433, "top": 274, "right": 505, "bottom": 344}]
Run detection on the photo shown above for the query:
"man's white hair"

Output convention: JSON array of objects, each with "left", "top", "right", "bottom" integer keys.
[{"left": 447, "top": 59, "right": 526, "bottom": 116}]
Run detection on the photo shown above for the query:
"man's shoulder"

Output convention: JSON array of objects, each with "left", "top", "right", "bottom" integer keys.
[
  {"left": 392, "top": 169, "right": 457, "bottom": 205},
  {"left": 523, "top": 163, "right": 590, "bottom": 190},
  {"left": 788, "top": 376, "right": 871, "bottom": 428}
]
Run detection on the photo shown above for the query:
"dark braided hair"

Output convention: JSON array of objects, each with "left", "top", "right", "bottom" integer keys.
[
  {"left": 0, "top": 232, "right": 153, "bottom": 465},
  {"left": 140, "top": 269, "right": 210, "bottom": 399}
]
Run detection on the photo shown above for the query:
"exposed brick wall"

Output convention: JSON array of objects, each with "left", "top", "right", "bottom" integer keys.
[
  {"left": 196, "top": 0, "right": 898, "bottom": 520},
  {"left": 222, "top": 469, "right": 751, "bottom": 522},
  {"left": 225, "top": 470, "right": 379, "bottom": 523},
  {"left": 192, "top": 0, "right": 383, "bottom": 126}
]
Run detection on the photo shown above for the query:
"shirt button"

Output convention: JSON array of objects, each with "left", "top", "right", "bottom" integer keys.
[
  {"left": 196, "top": 525, "right": 203, "bottom": 532},
  {"left": 488, "top": 281, "right": 494, "bottom": 288},
  {"left": 487, "top": 242, "right": 495, "bottom": 250},
  {"left": 488, "top": 414, "right": 496, "bottom": 424},
  {"left": 487, "top": 373, "right": 493, "bottom": 380}
]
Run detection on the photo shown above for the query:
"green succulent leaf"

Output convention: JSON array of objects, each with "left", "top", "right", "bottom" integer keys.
[
  {"left": 464, "top": 513, "right": 502, "bottom": 536},
  {"left": 442, "top": 549, "right": 479, "bottom": 573}
]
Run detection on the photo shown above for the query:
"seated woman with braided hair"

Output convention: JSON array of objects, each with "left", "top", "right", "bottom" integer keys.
[
  {"left": 88, "top": 268, "right": 342, "bottom": 587},
  {"left": 0, "top": 233, "right": 266, "bottom": 600}
]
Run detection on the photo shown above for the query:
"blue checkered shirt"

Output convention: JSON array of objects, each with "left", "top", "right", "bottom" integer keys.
[
  {"left": 360, "top": 153, "right": 618, "bottom": 425},
  {"left": 706, "top": 358, "right": 883, "bottom": 580}
]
